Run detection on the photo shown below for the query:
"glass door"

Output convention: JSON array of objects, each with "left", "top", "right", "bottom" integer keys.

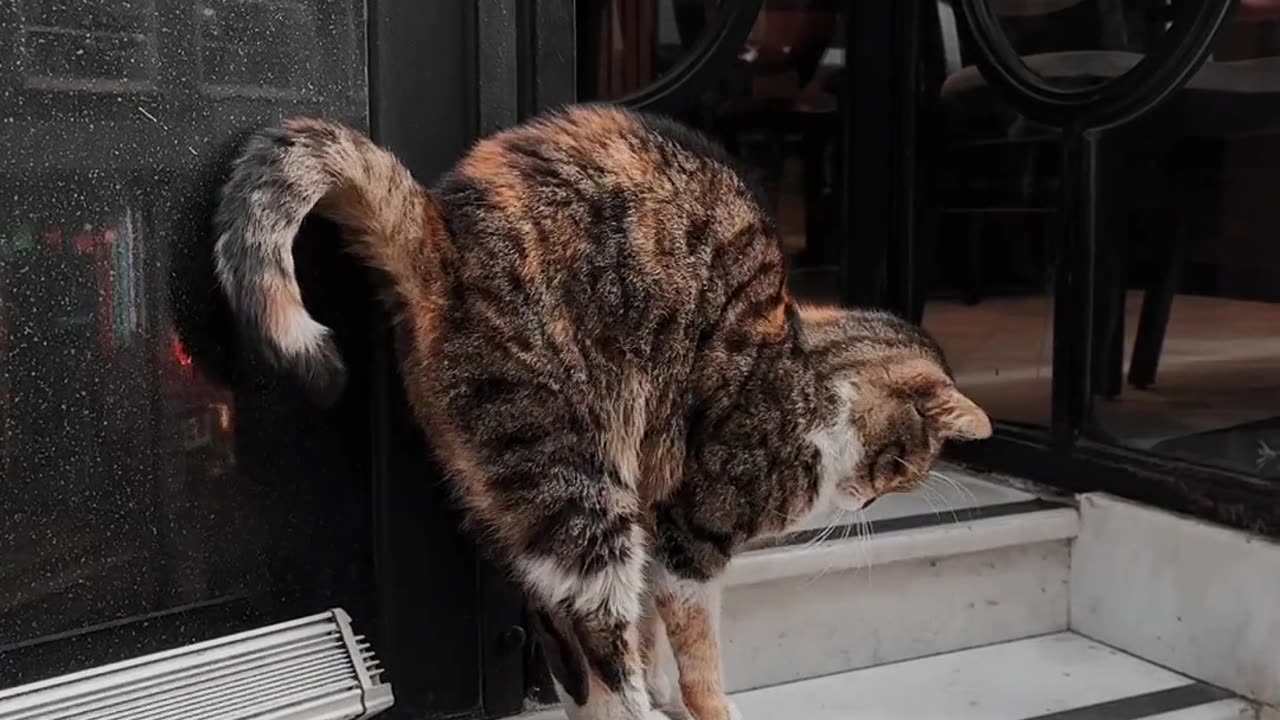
[
  {"left": 0, "top": 0, "right": 373, "bottom": 686},
  {"left": 909, "top": 0, "right": 1280, "bottom": 536}
]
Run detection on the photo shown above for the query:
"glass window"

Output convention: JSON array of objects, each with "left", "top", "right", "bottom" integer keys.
[
  {"left": 1089, "top": 5, "right": 1280, "bottom": 477},
  {"left": 917, "top": 0, "right": 1280, "bottom": 481},
  {"left": 578, "top": 0, "right": 847, "bottom": 302},
  {"left": 916, "top": 0, "right": 1067, "bottom": 429},
  {"left": 0, "top": 0, "right": 371, "bottom": 686}
]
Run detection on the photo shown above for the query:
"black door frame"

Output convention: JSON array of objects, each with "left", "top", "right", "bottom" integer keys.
[{"left": 367, "top": 2, "right": 576, "bottom": 717}]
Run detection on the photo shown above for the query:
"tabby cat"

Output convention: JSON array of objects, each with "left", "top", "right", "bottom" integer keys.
[{"left": 213, "top": 105, "right": 991, "bottom": 720}]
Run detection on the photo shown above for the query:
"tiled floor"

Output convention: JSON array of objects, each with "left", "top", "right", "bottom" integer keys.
[{"left": 520, "top": 634, "right": 1248, "bottom": 720}]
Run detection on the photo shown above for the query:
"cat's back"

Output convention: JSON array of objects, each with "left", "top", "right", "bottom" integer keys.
[
  {"left": 441, "top": 103, "right": 753, "bottom": 219},
  {"left": 431, "top": 104, "right": 779, "bottom": 359}
]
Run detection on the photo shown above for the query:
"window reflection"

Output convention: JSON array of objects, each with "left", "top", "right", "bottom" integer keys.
[
  {"left": 2, "top": 197, "right": 227, "bottom": 643},
  {"left": 920, "top": 0, "right": 1063, "bottom": 428},
  {"left": 579, "top": 0, "right": 845, "bottom": 301},
  {"left": 1088, "top": 4, "right": 1280, "bottom": 475},
  {"left": 0, "top": 0, "right": 370, "bottom": 686},
  {"left": 197, "top": 0, "right": 318, "bottom": 96},
  {"left": 0, "top": 188, "right": 371, "bottom": 680},
  {"left": 17, "top": 0, "right": 160, "bottom": 92},
  {"left": 919, "top": 0, "right": 1280, "bottom": 474}
]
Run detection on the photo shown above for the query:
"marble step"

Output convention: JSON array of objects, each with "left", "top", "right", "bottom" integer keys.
[
  {"left": 521, "top": 634, "right": 1252, "bottom": 720},
  {"left": 717, "top": 468, "right": 1078, "bottom": 692}
]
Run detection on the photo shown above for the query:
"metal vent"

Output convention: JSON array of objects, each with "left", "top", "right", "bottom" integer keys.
[{"left": 0, "top": 609, "right": 393, "bottom": 720}]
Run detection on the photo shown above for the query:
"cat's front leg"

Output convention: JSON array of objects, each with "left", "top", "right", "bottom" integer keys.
[
  {"left": 653, "top": 569, "right": 737, "bottom": 720},
  {"left": 534, "top": 604, "right": 669, "bottom": 719},
  {"left": 639, "top": 594, "right": 684, "bottom": 715},
  {"left": 559, "top": 611, "right": 666, "bottom": 720},
  {"left": 515, "top": 513, "right": 660, "bottom": 719}
]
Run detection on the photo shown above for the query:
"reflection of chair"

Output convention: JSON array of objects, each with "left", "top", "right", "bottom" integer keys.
[
  {"left": 1128, "top": 1, "right": 1280, "bottom": 388},
  {"left": 925, "top": 0, "right": 1280, "bottom": 398},
  {"left": 676, "top": 0, "right": 842, "bottom": 267},
  {"left": 580, "top": 0, "right": 659, "bottom": 100},
  {"left": 919, "top": 0, "right": 1111, "bottom": 320},
  {"left": 579, "top": 1, "right": 841, "bottom": 269}
]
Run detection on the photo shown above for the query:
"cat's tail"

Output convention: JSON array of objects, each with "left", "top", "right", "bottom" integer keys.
[{"left": 214, "top": 118, "right": 444, "bottom": 402}]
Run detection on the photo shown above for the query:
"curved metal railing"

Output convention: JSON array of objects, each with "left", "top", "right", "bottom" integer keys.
[
  {"left": 957, "top": 0, "right": 1234, "bottom": 130},
  {"left": 618, "top": 0, "right": 766, "bottom": 112}
]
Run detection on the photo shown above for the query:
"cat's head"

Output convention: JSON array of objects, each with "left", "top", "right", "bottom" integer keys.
[{"left": 799, "top": 307, "right": 991, "bottom": 512}]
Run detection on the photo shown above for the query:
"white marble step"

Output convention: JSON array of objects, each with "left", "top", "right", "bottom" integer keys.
[
  {"left": 521, "top": 634, "right": 1251, "bottom": 720},
  {"left": 717, "top": 469, "right": 1078, "bottom": 692}
]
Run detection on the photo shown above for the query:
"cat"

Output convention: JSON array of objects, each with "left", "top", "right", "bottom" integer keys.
[{"left": 213, "top": 104, "right": 991, "bottom": 720}]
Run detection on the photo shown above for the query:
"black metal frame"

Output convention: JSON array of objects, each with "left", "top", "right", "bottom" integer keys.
[
  {"left": 959, "top": 0, "right": 1234, "bottom": 129},
  {"left": 368, "top": 2, "right": 578, "bottom": 717},
  {"left": 367, "top": 5, "right": 485, "bottom": 717},
  {"left": 955, "top": 0, "right": 1233, "bottom": 442},
  {"left": 845, "top": 0, "right": 925, "bottom": 309},
  {"left": 613, "top": 0, "right": 764, "bottom": 113}
]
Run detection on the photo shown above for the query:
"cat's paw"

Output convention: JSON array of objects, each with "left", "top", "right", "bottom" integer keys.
[
  {"left": 679, "top": 697, "right": 739, "bottom": 720},
  {"left": 654, "top": 705, "right": 692, "bottom": 720}
]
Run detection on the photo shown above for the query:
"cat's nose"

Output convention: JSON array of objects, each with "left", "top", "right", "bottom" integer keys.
[{"left": 861, "top": 496, "right": 878, "bottom": 509}]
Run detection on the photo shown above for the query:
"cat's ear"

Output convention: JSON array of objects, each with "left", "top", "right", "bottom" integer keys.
[{"left": 925, "top": 386, "right": 992, "bottom": 441}]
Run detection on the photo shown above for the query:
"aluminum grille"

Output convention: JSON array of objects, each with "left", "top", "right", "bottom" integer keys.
[{"left": 0, "top": 609, "right": 393, "bottom": 720}]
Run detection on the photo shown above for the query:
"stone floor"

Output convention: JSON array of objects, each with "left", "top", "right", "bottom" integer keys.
[{"left": 519, "top": 634, "right": 1250, "bottom": 720}]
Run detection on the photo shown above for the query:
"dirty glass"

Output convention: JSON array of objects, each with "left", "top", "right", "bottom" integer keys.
[
  {"left": 578, "top": 0, "right": 847, "bottom": 302},
  {"left": 1085, "top": 2, "right": 1280, "bottom": 478},
  {"left": 0, "top": 0, "right": 371, "bottom": 685}
]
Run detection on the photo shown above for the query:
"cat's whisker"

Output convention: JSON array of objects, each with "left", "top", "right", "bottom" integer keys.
[
  {"left": 917, "top": 483, "right": 948, "bottom": 522},
  {"left": 892, "top": 455, "right": 962, "bottom": 525},
  {"left": 857, "top": 509, "right": 875, "bottom": 585},
  {"left": 930, "top": 469, "right": 972, "bottom": 501},
  {"left": 840, "top": 516, "right": 856, "bottom": 544},
  {"left": 891, "top": 455, "right": 919, "bottom": 473},
  {"left": 930, "top": 469, "right": 978, "bottom": 510},
  {"left": 801, "top": 510, "right": 843, "bottom": 553},
  {"left": 921, "top": 478, "right": 962, "bottom": 525},
  {"left": 803, "top": 510, "right": 850, "bottom": 586}
]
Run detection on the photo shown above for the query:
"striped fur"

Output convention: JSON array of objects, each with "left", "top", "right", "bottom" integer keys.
[
  {"left": 213, "top": 105, "right": 991, "bottom": 720},
  {"left": 214, "top": 118, "right": 442, "bottom": 401}
]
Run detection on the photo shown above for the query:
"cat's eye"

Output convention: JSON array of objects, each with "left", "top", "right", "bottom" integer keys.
[{"left": 875, "top": 443, "right": 906, "bottom": 478}]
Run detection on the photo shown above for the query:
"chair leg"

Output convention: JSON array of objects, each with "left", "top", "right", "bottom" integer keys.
[
  {"left": 911, "top": 207, "right": 938, "bottom": 325},
  {"left": 1128, "top": 231, "right": 1185, "bottom": 389},
  {"left": 797, "top": 129, "right": 829, "bottom": 267},
  {"left": 963, "top": 214, "right": 984, "bottom": 305},
  {"left": 1128, "top": 139, "right": 1222, "bottom": 390},
  {"left": 1092, "top": 259, "right": 1126, "bottom": 398}
]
